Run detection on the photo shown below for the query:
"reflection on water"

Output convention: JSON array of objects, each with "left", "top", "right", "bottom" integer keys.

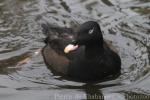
[{"left": 0, "top": 0, "right": 150, "bottom": 100}]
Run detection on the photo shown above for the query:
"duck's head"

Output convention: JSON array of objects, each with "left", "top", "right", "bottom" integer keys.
[{"left": 64, "top": 21, "right": 103, "bottom": 53}]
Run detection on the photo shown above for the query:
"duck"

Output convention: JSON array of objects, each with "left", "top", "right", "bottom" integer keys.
[{"left": 41, "top": 21, "right": 121, "bottom": 83}]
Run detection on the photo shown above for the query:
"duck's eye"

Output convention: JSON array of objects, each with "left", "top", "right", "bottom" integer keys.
[{"left": 88, "top": 27, "right": 94, "bottom": 34}]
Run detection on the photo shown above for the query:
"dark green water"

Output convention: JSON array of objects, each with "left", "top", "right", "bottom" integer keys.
[{"left": 0, "top": 0, "right": 150, "bottom": 100}]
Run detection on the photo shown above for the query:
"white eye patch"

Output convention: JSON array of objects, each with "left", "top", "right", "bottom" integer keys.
[{"left": 88, "top": 27, "right": 94, "bottom": 34}]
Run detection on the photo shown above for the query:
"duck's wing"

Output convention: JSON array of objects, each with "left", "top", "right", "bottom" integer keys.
[{"left": 42, "top": 44, "right": 69, "bottom": 75}]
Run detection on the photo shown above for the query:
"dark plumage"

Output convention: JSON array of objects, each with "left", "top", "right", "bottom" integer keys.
[{"left": 42, "top": 21, "right": 121, "bottom": 83}]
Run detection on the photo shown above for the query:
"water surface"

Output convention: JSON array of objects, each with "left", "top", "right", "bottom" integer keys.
[{"left": 0, "top": 0, "right": 150, "bottom": 100}]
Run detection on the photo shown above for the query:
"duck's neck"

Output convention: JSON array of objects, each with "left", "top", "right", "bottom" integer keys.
[{"left": 85, "top": 43, "right": 103, "bottom": 59}]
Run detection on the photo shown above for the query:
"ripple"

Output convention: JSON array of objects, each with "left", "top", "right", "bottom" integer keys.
[{"left": 0, "top": 0, "right": 150, "bottom": 99}]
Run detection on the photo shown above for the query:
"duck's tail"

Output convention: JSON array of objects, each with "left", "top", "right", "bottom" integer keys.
[
  {"left": 40, "top": 23, "right": 51, "bottom": 44},
  {"left": 41, "top": 22, "right": 51, "bottom": 36}
]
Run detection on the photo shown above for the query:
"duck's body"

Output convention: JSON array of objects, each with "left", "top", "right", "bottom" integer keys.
[{"left": 42, "top": 21, "right": 121, "bottom": 82}]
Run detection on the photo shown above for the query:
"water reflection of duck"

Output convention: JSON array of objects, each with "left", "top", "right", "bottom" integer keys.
[{"left": 42, "top": 21, "right": 121, "bottom": 83}]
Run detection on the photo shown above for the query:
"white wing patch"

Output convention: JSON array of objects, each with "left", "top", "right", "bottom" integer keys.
[{"left": 88, "top": 27, "right": 94, "bottom": 34}]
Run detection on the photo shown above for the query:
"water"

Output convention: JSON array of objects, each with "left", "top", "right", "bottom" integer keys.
[{"left": 0, "top": 0, "right": 150, "bottom": 100}]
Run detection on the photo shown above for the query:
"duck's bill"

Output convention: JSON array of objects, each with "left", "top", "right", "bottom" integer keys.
[{"left": 64, "top": 44, "right": 79, "bottom": 54}]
